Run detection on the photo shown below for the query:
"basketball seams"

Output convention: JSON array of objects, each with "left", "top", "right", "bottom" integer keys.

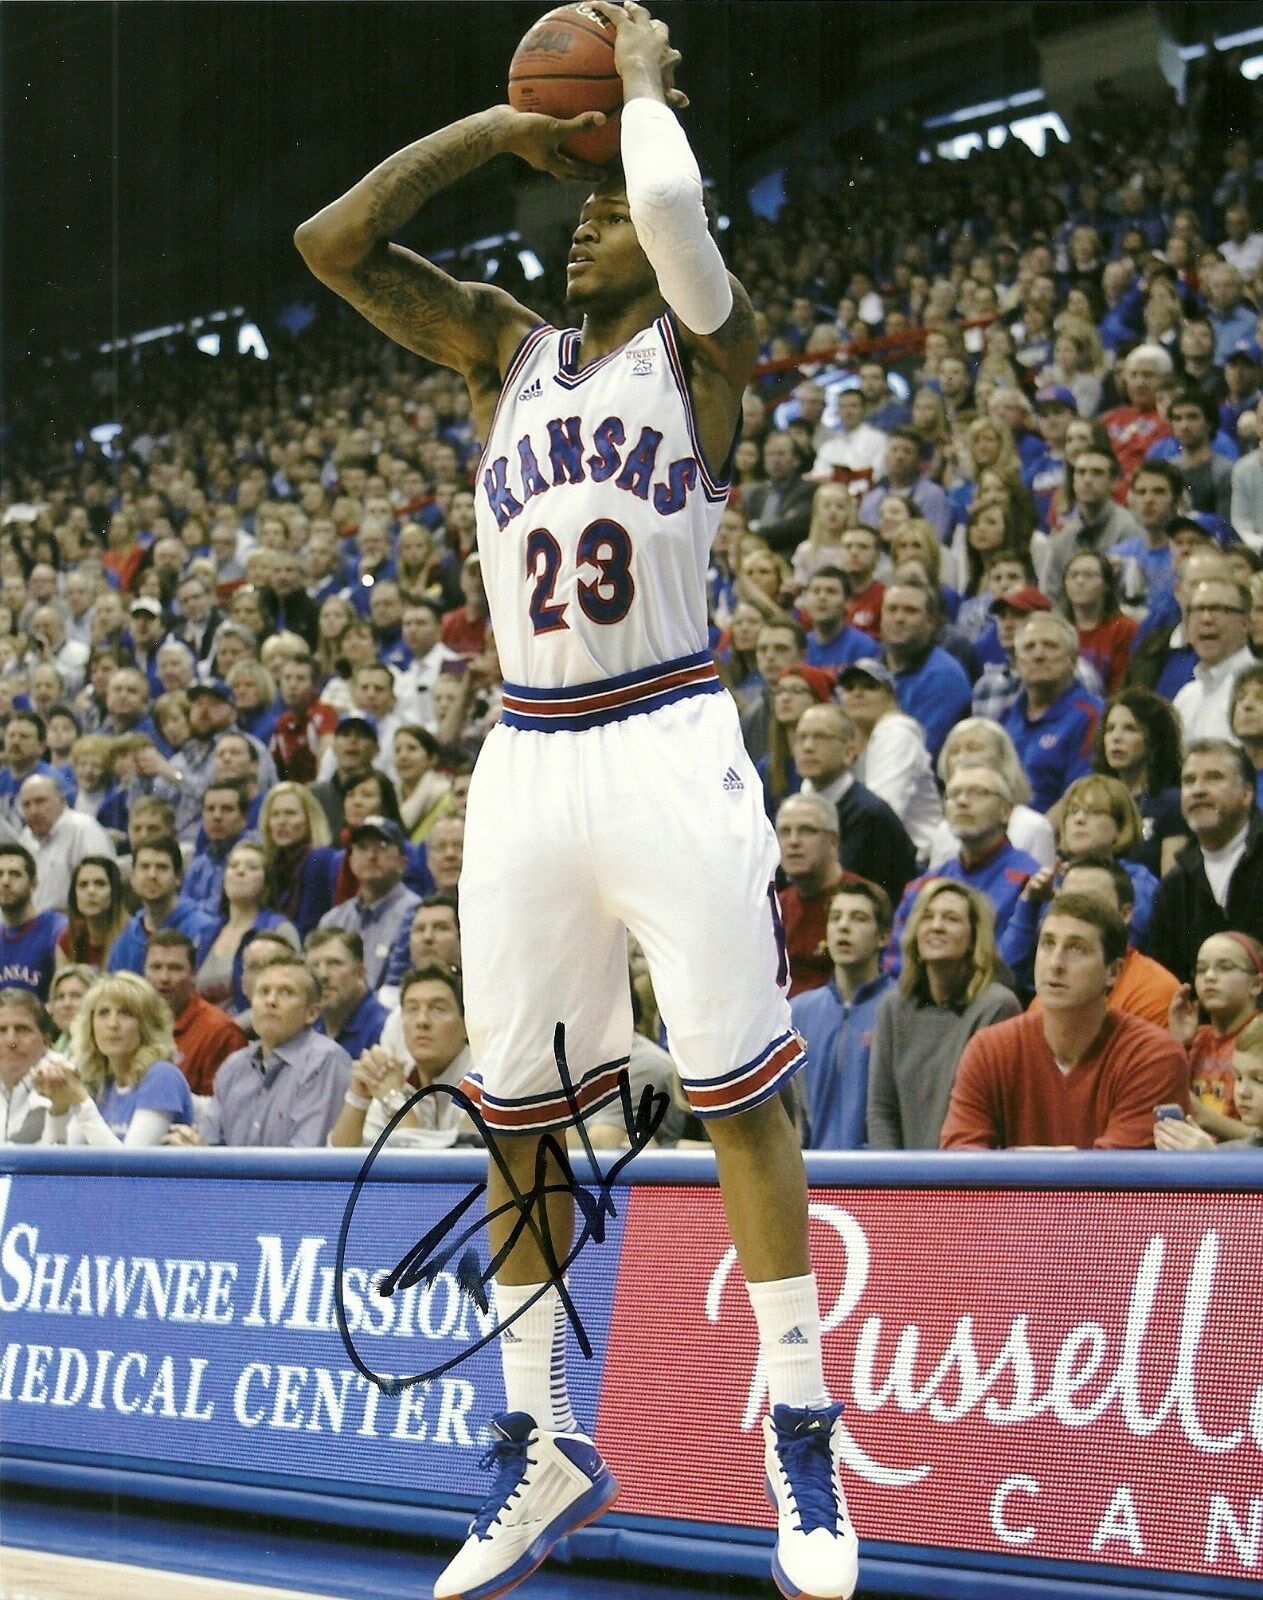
[{"left": 509, "top": 71, "right": 622, "bottom": 84}]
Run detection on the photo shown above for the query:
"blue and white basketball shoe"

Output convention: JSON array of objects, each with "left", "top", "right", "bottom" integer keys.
[
  {"left": 433, "top": 1412, "right": 618, "bottom": 1600},
  {"left": 764, "top": 1402, "right": 860, "bottom": 1600}
]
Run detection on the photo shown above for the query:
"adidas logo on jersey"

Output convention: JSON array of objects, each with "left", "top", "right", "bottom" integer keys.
[
  {"left": 723, "top": 767, "right": 744, "bottom": 792},
  {"left": 517, "top": 377, "right": 543, "bottom": 403},
  {"left": 779, "top": 1325, "right": 809, "bottom": 1346}
]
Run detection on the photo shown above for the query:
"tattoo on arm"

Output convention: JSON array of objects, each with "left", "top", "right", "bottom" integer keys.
[{"left": 359, "top": 120, "right": 499, "bottom": 243}]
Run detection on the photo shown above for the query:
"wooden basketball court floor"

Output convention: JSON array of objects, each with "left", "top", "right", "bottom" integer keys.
[{"left": 0, "top": 1486, "right": 791, "bottom": 1600}]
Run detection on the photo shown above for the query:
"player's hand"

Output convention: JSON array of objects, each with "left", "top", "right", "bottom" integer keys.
[
  {"left": 586, "top": 2, "right": 689, "bottom": 108},
  {"left": 1153, "top": 1115, "right": 1214, "bottom": 1151},
  {"left": 1167, "top": 983, "right": 1199, "bottom": 1047},
  {"left": 496, "top": 108, "right": 612, "bottom": 183}
]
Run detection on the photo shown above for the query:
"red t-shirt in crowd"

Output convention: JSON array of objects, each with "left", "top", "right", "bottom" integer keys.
[
  {"left": 1101, "top": 404, "right": 1172, "bottom": 494},
  {"left": 441, "top": 606, "right": 488, "bottom": 658},
  {"left": 1075, "top": 614, "right": 1139, "bottom": 698},
  {"left": 845, "top": 580, "right": 885, "bottom": 639},
  {"left": 271, "top": 699, "right": 339, "bottom": 784},
  {"left": 940, "top": 1007, "right": 1190, "bottom": 1150},
  {"left": 173, "top": 993, "right": 250, "bottom": 1097},
  {"left": 1188, "top": 1017, "right": 1249, "bottom": 1122}
]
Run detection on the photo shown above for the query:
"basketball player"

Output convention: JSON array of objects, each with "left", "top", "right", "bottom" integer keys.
[{"left": 296, "top": 6, "right": 857, "bottom": 1598}]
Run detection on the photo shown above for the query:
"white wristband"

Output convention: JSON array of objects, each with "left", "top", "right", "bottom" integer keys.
[{"left": 343, "top": 1090, "right": 370, "bottom": 1111}]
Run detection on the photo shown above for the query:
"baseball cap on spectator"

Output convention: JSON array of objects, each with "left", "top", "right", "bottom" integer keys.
[
  {"left": 1225, "top": 340, "right": 1262, "bottom": 366},
  {"left": 130, "top": 597, "right": 163, "bottom": 618},
  {"left": 838, "top": 659, "right": 895, "bottom": 692},
  {"left": 336, "top": 712, "right": 379, "bottom": 740},
  {"left": 991, "top": 586, "right": 1052, "bottom": 615},
  {"left": 1035, "top": 386, "right": 1077, "bottom": 411},
  {"left": 349, "top": 815, "right": 405, "bottom": 849},
  {"left": 776, "top": 665, "right": 835, "bottom": 702},
  {"left": 1170, "top": 512, "right": 1238, "bottom": 548},
  {"left": 188, "top": 678, "right": 234, "bottom": 702}
]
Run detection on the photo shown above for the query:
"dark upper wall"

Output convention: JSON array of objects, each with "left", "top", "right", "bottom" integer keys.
[{"left": 2, "top": 1, "right": 1256, "bottom": 366}]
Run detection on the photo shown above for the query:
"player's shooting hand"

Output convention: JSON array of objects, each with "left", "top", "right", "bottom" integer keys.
[
  {"left": 586, "top": 2, "right": 688, "bottom": 108},
  {"left": 497, "top": 108, "right": 612, "bottom": 184}
]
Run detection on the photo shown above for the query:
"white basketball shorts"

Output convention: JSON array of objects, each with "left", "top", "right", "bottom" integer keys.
[{"left": 458, "top": 669, "right": 804, "bottom": 1135}]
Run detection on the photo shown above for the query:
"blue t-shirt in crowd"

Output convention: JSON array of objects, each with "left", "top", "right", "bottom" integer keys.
[
  {"left": 891, "top": 647, "right": 972, "bottom": 759},
  {"left": 805, "top": 624, "right": 872, "bottom": 672},
  {"left": 792, "top": 972, "right": 892, "bottom": 1150},
  {"left": 1002, "top": 681, "right": 1103, "bottom": 813},
  {"left": 97, "top": 1059, "right": 194, "bottom": 1139},
  {"left": 1110, "top": 535, "right": 1175, "bottom": 609},
  {"left": 316, "top": 990, "right": 389, "bottom": 1059},
  {"left": 108, "top": 899, "right": 219, "bottom": 975},
  {"left": 0, "top": 910, "right": 67, "bottom": 1001}
]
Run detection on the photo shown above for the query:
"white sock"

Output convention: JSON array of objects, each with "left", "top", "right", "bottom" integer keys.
[
  {"left": 746, "top": 1272, "right": 830, "bottom": 1411},
  {"left": 494, "top": 1280, "right": 578, "bottom": 1433}
]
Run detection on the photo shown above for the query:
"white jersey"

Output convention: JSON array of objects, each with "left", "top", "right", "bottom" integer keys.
[{"left": 475, "top": 315, "right": 730, "bottom": 704}]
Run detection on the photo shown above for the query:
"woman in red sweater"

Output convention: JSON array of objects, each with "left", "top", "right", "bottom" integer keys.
[{"left": 1061, "top": 549, "right": 1138, "bottom": 697}]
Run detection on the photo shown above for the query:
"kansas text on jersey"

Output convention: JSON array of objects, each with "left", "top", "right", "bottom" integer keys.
[{"left": 475, "top": 316, "right": 731, "bottom": 728}]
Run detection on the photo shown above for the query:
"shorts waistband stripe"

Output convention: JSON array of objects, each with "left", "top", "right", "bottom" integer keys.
[{"left": 501, "top": 652, "right": 721, "bottom": 731}]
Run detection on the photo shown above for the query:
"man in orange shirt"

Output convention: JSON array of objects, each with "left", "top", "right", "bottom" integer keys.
[
  {"left": 1027, "top": 857, "right": 1179, "bottom": 1028},
  {"left": 145, "top": 930, "right": 248, "bottom": 1096},
  {"left": 941, "top": 891, "right": 1189, "bottom": 1150}
]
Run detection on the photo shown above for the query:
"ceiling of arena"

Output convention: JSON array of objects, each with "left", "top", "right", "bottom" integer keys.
[{"left": 1, "top": 2, "right": 1256, "bottom": 364}]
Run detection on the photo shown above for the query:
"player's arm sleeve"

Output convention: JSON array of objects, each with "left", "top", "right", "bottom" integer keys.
[{"left": 620, "top": 98, "right": 732, "bottom": 337}]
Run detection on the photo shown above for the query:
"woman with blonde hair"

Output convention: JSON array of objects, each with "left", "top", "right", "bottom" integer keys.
[
  {"left": 228, "top": 658, "right": 279, "bottom": 746},
  {"left": 790, "top": 481, "right": 857, "bottom": 590},
  {"left": 34, "top": 972, "right": 192, "bottom": 1147},
  {"left": 48, "top": 964, "right": 94, "bottom": 1053},
  {"left": 947, "top": 414, "right": 1020, "bottom": 526},
  {"left": 1053, "top": 773, "right": 1159, "bottom": 940},
  {"left": 888, "top": 517, "right": 962, "bottom": 608},
  {"left": 867, "top": 880, "right": 1019, "bottom": 1149},
  {"left": 259, "top": 781, "right": 338, "bottom": 938}
]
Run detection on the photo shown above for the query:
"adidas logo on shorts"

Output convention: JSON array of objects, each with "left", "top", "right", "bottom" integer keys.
[
  {"left": 723, "top": 767, "right": 744, "bottom": 792},
  {"left": 517, "top": 377, "right": 543, "bottom": 402}
]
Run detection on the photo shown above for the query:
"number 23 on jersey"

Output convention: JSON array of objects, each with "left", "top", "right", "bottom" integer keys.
[{"left": 526, "top": 517, "right": 636, "bottom": 633}]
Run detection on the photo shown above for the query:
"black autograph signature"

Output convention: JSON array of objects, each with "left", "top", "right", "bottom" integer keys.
[{"left": 334, "top": 1024, "right": 669, "bottom": 1394}]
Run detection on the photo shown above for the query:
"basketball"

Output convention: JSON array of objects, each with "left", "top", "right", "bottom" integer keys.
[{"left": 508, "top": 4, "right": 623, "bottom": 166}]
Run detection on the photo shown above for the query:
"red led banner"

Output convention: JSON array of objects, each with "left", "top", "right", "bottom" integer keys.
[{"left": 597, "top": 1187, "right": 1262, "bottom": 1582}]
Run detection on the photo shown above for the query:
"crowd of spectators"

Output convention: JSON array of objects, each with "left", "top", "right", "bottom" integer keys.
[{"left": 2, "top": 70, "right": 1262, "bottom": 1157}]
